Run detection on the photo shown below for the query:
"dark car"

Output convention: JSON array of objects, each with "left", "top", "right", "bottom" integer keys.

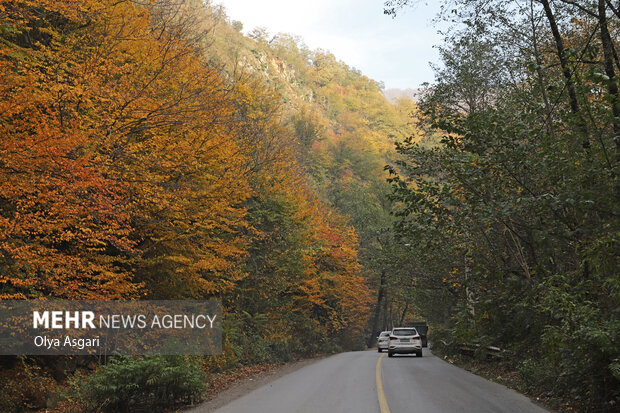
[{"left": 408, "top": 321, "right": 428, "bottom": 347}]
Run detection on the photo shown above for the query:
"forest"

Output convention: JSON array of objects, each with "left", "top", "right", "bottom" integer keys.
[
  {"left": 0, "top": 0, "right": 412, "bottom": 410},
  {"left": 0, "top": 0, "right": 618, "bottom": 412},
  {"left": 384, "top": 0, "right": 619, "bottom": 411}
]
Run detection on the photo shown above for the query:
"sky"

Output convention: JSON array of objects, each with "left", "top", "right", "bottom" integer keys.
[{"left": 213, "top": 0, "right": 445, "bottom": 90}]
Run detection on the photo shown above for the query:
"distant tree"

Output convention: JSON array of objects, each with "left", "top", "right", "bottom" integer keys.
[{"left": 232, "top": 20, "right": 243, "bottom": 32}]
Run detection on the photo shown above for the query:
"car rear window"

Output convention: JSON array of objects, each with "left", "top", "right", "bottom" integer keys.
[{"left": 392, "top": 328, "right": 417, "bottom": 336}]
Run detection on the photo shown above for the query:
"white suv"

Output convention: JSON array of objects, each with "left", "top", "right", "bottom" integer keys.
[
  {"left": 387, "top": 327, "right": 423, "bottom": 357},
  {"left": 377, "top": 331, "right": 390, "bottom": 352}
]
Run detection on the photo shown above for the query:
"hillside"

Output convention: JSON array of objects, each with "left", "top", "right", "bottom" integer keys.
[
  {"left": 207, "top": 9, "right": 422, "bottom": 290},
  {"left": 211, "top": 13, "right": 417, "bottom": 237},
  {"left": 0, "top": 0, "right": 418, "bottom": 409}
]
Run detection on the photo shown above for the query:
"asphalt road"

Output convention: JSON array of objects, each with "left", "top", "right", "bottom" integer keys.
[{"left": 211, "top": 349, "right": 548, "bottom": 413}]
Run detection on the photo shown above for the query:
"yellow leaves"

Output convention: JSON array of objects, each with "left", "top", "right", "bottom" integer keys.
[
  {"left": 298, "top": 278, "right": 326, "bottom": 307},
  {"left": 0, "top": 0, "right": 374, "bottom": 349},
  {"left": 0, "top": 0, "right": 252, "bottom": 300}
]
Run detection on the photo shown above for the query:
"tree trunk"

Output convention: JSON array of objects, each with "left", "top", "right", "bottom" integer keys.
[
  {"left": 399, "top": 301, "right": 409, "bottom": 325},
  {"left": 368, "top": 269, "right": 387, "bottom": 345},
  {"left": 531, "top": 0, "right": 555, "bottom": 137},
  {"left": 598, "top": 0, "right": 620, "bottom": 139},
  {"left": 539, "top": 0, "right": 580, "bottom": 115}
]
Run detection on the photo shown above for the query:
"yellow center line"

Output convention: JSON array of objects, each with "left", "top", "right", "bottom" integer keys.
[{"left": 376, "top": 354, "right": 391, "bottom": 413}]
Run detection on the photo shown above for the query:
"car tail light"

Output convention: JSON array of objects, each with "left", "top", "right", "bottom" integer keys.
[{"left": 389, "top": 336, "right": 398, "bottom": 340}]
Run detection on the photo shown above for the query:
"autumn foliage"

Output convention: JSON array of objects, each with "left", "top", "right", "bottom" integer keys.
[
  {"left": 0, "top": 0, "right": 391, "bottom": 409},
  {"left": 0, "top": 0, "right": 369, "bottom": 347}
]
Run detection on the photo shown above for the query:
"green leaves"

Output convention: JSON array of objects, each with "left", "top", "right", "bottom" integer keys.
[
  {"left": 70, "top": 356, "right": 207, "bottom": 412},
  {"left": 384, "top": 0, "right": 620, "bottom": 408}
]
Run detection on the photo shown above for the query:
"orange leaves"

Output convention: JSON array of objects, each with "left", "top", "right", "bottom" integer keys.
[
  {"left": 1, "top": 1, "right": 372, "bottom": 354},
  {"left": 0, "top": 24, "right": 136, "bottom": 299},
  {"left": 281, "top": 190, "right": 370, "bottom": 338},
  {"left": 0, "top": 0, "right": 252, "bottom": 300}
]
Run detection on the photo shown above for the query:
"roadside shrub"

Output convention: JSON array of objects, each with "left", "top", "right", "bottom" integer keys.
[
  {"left": 344, "top": 336, "right": 367, "bottom": 352},
  {"left": 517, "top": 358, "right": 558, "bottom": 395},
  {"left": 70, "top": 355, "right": 206, "bottom": 412},
  {"left": 0, "top": 357, "right": 57, "bottom": 412},
  {"left": 267, "top": 342, "right": 293, "bottom": 362}
]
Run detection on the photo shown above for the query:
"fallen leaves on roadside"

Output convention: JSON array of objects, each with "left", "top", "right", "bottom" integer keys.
[{"left": 203, "top": 362, "right": 285, "bottom": 399}]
